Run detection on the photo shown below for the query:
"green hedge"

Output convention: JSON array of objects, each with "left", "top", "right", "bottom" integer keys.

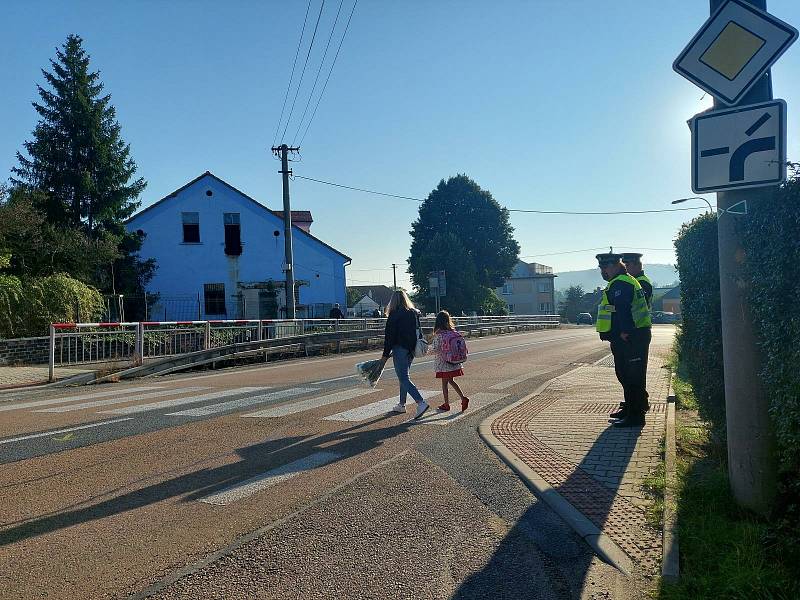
[
  {"left": 673, "top": 213, "right": 725, "bottom": 424},
  {"left": 0, "top": 273, "right": 104, "bottom": 338},
  {"left": 738, "top": 173, "right": 800, "bottom": 494}
]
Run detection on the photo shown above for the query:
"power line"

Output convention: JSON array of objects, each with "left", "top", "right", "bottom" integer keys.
[
  {"left": 298, "top": 0, "right": 359, "bottom": 145},
  {"left": 273, "top": 0, "right": 313, "bottom": 146},
  {"left": 293, "top": 174, "right": 711, "bottom": 215},
  {"left": 280, "top": 0, "right": 327, "bottom": 143},
  {"left": 292, "top": 0, "right": 346, "bottom": 146}
]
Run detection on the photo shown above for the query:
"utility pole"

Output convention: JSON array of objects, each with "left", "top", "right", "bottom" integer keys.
[
  {"left": 391, "top": 264, "right": 397, "bottom": 290},
  {"left": 271, "top": 144, "right": 300, "bottom": 319},
  {"left": 711, "top": 0, "right": 776, "bottom": 513}
]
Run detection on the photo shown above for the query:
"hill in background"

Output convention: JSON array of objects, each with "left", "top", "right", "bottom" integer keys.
[{"left": 553, "top": 263, "right": 679, "bottom": 293}]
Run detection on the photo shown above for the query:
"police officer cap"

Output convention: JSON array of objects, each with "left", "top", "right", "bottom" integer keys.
[
  {"left": 595, "top": 252, "right": 622, "bottom": 266},
  {"left": 621, "top": 252, "right": 643, "bottom": 263}
]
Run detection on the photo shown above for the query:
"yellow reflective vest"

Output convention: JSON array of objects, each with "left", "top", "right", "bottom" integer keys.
[
  {"left": 636, "top": 273, "right": 653, "bottom": 309},
  {"left": 596, "top": 273, "right": 652, "bottom": 333}
]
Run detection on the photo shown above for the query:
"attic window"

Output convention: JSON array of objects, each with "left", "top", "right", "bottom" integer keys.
[
  {"left": 206, "top": 190, "right": 213, "bottom": 196},
  {"left": 182, "top": 212, "right": 200, "bottom": 243},
  {"left": 224, "top": 213, "right": 242, "bottom": 255}
]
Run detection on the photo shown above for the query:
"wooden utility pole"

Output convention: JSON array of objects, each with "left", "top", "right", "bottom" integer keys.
[
  {"left": 392, "top": 264, "right": 397, "bottom": 290},
  {"left": 271, "top": 144, "right": 300, "bottom": 319}
]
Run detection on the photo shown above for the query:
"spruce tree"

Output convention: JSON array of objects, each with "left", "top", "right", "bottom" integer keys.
[{"left": 11, "top": 34, "right": 145, "bottom": 235}]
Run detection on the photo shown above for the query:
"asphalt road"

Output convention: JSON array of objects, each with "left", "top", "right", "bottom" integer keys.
[{"left": 0, "top": 326, "right": 640, "bottom": 599}]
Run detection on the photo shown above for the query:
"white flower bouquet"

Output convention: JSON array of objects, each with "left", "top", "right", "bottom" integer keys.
[{"left": 355, "top": 359, "right": 385, "bottom": 387}]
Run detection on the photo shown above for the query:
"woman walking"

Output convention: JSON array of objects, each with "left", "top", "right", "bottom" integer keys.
[
  {"left": 431, "top": 310, "right": 470, "bottom": 412},
  {"left": 378, "top": 290, "right": 429, "bottom": 420}
]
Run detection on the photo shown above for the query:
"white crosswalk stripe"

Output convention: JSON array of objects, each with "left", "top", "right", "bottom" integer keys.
[
  {"left": 0, "top": 418, "right": 134, "bottom": 445},
  {"left": 33, "top": 387, "right": 208, "bottom": 413},
  {"left": 165, "top": 387, "right": 317, "bottom": 417},
  {"left": 323, "top": 390, "right": 440, "bottom": 422},
  {"left": 0, "top": 386, "right": 161, "bottom": 413},
  {"left": 199, "top": 452, "right": 340, "bottom": 505},
  {"left": 242, "top": 387, "right": 380, "bottom": 418},
  {"left": 417, "top": 392, "right": 509, "bottom": 425},
  {"left": 99, "top": 387, "right": 268, "bottom": 415}
]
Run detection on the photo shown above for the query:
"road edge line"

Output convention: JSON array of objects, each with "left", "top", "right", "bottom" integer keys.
[{"left": 477, "top": 370, "right": 634, "bottom": 577}]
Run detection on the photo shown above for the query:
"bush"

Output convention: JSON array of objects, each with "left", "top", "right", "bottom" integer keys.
[
  {"left": 673, "top": 213, "right": 725, "bottom": 426},
  {"left": 0, "top": 273, "right": 104, "bottom": 338}
]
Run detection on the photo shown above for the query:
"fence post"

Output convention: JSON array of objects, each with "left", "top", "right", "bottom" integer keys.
[
  {"left": 197, "top": 293, "right": 202, "bottom": 320},
  {"left": 135, "top": 322, "right": 144, "bottom": 366},
  {"left": 256, "top": 320, "right": 263, "bottom": 342},
  {"left": 48, "top": 324, "right": 55, "bottom": 382},
  {"left": 204, "top": 321, "right": 211, "bottom": 350}
]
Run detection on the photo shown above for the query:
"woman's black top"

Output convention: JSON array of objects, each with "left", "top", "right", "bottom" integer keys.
[{"left": 382, "top": 308, "right": 419, "bottom": 357}]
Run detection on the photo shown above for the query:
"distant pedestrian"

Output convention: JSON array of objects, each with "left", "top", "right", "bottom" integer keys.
[
  {"left": 431, "top": 310, "right": 470, "bottom": 412},
  {"left": 372, "top": 307, "right": 382, "bottom": 318},
  {"left": 329, "top": 303, "right": 345, "bottom": 319},
  {"left": 377, "top": 290, "right": 429, "bottom": 420}
]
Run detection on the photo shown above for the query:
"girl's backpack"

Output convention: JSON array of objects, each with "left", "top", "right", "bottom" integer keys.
[{"left": 440, "top": 330, "right": 468, "bottom": 363}]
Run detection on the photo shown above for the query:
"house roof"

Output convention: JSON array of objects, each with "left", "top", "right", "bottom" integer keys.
[
  {"left": 274, "top": 211, "right": 313, "bottom": 224},
  {"left": 510, "top": 260, "right": 556, "bottom": 278},
  {"left": 347, "top": 285, "right": 394, "bottom": 307},
  {"left": 662, "top": 286, "right": 681, "bottom": 300},
  {"left": 127, "top": 171, "right": 349, "bottom": 261}
]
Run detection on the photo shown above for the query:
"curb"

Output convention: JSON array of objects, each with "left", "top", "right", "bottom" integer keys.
[
  {"left": 478, "top": 370, "right": 635, "bottom": 576},
  {"left": 662, "top": 394, "right": 680, "bottom": 582}
]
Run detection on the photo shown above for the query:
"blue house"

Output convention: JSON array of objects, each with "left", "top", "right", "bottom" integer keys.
[{"left": 126, "top": 172, "right": 350, "bottom": 320}]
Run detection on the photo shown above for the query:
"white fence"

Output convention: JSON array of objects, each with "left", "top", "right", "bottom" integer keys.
[{"left": 49, "top": 315, "right": 560, "bottom": 381}]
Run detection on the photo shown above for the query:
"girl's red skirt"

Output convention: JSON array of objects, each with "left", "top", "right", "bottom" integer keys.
[{"left": 436, "top": 369, "right": 463, "bottom": 378}]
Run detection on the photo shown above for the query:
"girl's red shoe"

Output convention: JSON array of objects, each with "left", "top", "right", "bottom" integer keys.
[
  {"left": 437, "top": 403, "right": 451, "bottom": 411},
  {"left": 461, "top": 397, "right": 470, "bottom": 411}
]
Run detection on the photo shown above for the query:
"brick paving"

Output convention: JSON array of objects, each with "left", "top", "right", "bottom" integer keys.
[{"left": 490, "top": 347, "right": 671, "bottom": 575}]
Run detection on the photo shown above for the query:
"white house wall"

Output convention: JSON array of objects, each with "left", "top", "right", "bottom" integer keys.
[{"left": 126, "top": 174, "right": 347, "bottom": 319}]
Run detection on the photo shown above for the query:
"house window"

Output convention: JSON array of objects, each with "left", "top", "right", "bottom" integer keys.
[
  {"left": 204, "top": 283, "right": 227, "bottom": 315},
  {"left": 538, "top": 281, "right": 550, "bottom": 292},
  {"left": 539, "top": 302, "right": 551, "bottom": 313},
  {"left": 182, "top": 212, "right": 200, "bottom": 243},
  {"left": 508, "top": 304, "right": 514, "bottom": 314},
  {"left": 224, "top": 213, "right": 242, "bottom": 255},
  {"left": 502, "top": 282, "right": 513, "bottom": 295}
]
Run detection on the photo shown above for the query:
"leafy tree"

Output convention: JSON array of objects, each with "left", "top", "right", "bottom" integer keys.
[
  {"left": 559, "top": 284, "right": 584, "bottom": 323},
  {"left": 409, "top": 175, "right": 519, "bottom": 288},
  {"left": 346, "top": 287, "right": 363, "bottom": 307},
  {"left": 411, "top": 232, "right": 481, "bottom": 314},
  {"left": 408, "top": 175, "right": 520, "bottom": 310}
]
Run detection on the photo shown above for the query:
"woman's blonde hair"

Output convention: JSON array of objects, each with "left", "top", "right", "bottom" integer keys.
[{"left": 386, "top": 289, "right": 414, "bottom": 315}]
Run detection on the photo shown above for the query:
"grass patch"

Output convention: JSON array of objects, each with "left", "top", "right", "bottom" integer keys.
[
  {"left": 642, "top": 436, "right": 666, "bottom": 529},
  {"left": 657, "top": 367, "right": 799, "bottom": 600}
]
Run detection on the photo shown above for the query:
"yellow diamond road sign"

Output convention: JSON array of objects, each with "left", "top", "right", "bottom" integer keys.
[{"left": 674, "top": 0, "right": 797, "bottom": 106}]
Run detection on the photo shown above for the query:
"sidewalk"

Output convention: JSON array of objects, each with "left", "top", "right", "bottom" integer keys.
[
  {"left": 0, "top": 365, "right": 92, "bottom": 390},
  {"left": 482, "top": 343, "right": 671, "bottom": 579}
]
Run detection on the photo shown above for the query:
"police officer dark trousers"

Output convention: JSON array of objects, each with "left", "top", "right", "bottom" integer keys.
[
  {"left": 621, "top": 252, "right": 653, "bottom": 411},
  {"left": 595, "top": 253, "right": 652, "bottom": 428}
]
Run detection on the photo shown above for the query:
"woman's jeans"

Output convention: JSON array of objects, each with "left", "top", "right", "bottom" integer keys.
[{"left": 392, "top": 346, "right": 424, "bottom": 405}]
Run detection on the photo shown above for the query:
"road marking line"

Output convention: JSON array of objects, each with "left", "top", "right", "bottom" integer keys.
[
  {"left": 33, "top": 387, "right": 208, "bottom": 413},
  {"left": 99, "top": 388, "right": 269, "bottom": 415},
  {"left": 166, "top": 387, "right": 317, "bottom": 417},
  {"left": 242, "top": 387, "right": 380, "bottom": 418},
  {"left": 0, "top": 418, "right": 134, "bottom": 445},
  {"left": 199, "top": 451, "right": 340, "bottom": 505},
  {"left": 418, "top": 392, "right": 509, "bottom": 425},
  {"left": 323, "top": 390, "right": 440, "bottom": 422},
  {"left": 0, "top": 386, "right": 161, "bottom": 412}
]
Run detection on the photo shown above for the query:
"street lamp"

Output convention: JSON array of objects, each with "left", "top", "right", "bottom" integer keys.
[{"left": 672, "top": 196, "right": 713, "bottom": 212}]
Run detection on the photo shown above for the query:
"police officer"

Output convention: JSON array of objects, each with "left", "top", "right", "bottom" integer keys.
[
  {"left": 621, "top": 252, "right": 653, "bottom": 309},
  {"left": 622, "top": 252, "right": 653, "bottom": 412},
  {"left": 595, "top": 253, "right": 652, "bottom": 428}
]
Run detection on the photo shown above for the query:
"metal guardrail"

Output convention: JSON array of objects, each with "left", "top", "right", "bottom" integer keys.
[{"left": 49, "top": 315, "right": 561, "bottom": 382}]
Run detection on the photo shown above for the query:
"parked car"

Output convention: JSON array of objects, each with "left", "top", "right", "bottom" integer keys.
[
  {"left": 652, "top": 311, "right": 680, "bottom": 324},
  {"left": 576, "top": 312, "right": 594, "bottom": 325}
]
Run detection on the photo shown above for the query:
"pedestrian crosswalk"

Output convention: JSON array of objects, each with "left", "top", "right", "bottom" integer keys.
[
  {"left": 0, "top": 386, "right": 161, "bottom": 412},
  {"left": 33, "top": 387, "right": 208, "bottom": 413},
  {"left": 241, "top": 387, "right": 380, "bottom": 418},
  {"left": 165, "top": 387, "right": 317, "bottom": 417},
  {"left": 323, "top": 390, "right": 441, "bottom": 422},
  {"left": 99, "top": 387, "right": 269, "bottom": 416},
  {"left": 418, "top": 392, "right": 508, "bottom": 425}
]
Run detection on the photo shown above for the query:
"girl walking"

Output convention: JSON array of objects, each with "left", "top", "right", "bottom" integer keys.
[{"left": 431, "top": 310, "right": 470, "bottom": 412}]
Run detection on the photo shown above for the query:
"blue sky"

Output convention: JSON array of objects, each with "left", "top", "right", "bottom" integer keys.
[{"left": 2, "top": 1, "right": 799, "bottom": 289}]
